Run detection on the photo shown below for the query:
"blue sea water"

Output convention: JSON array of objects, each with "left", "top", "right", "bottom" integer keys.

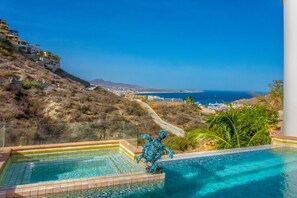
[
  {"left": 51, "top": 147, "right": 297, "bottom": 198},
  {"left": 138, "top": 91, "right": 264, "bottom": 105}
]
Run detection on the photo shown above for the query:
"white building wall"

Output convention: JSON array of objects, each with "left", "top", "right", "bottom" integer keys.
[{"left": 284, "top": 0, "right": 297, "bottom": 137}]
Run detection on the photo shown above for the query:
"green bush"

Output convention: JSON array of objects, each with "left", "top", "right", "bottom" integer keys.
[
  {"left": 186, "top": 96, "right": 194, "bottom": 106},
  {"left": 194, "top": 105, "right": 279, "bottom": 149},
  {"left": 163, "top": 136, "right": 196, "bottom": 153},
  {"left": 256, "top": 80, "right": 283, "bottom": 110},
  {"left": 21, "top": 79, "right": 42, "bottom": 89},
  {"left": 94, "top": 86, "right": 103, "bottom": 91},
  {"left": 126, "top": 101, "right": 145, "bottom": 116}
]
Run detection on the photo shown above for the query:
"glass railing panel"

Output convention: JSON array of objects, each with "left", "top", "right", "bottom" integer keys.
[
  {"left": 4, "top": 121, "right": 140, "bottom": 148},
  {"left": 122, "top": 122, "right": 140, "bottom": 148},
  {"left": 0, "top": 126, "right": 5, "bottom": 152}
]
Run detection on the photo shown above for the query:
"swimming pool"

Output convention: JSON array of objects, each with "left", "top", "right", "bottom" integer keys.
[
  {"left": 50, "top": 147, "right": 297, "bottom": 198},
  {"left": 0, "top": 147, "right": 144, "bottom": 188}
]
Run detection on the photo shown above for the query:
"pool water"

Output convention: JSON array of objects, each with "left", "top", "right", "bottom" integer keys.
[
  {"left": 51, "top": 147, "right": 297, "bottom": 198},
  {"left": 0, "top": 147, "right": 144, "bottom": 188}
]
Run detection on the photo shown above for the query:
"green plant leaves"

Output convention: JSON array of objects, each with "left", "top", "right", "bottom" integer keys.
[{"left": 196, "top": 105, "right": 278, "bottom": 149}]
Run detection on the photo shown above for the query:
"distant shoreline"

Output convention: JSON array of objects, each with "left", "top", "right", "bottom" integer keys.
[
  {"left": 135, "top": 90, "right": 259, "bottom": 105},
  {"left": 136, "top": 90, "right": 204, "bottom": 94}
]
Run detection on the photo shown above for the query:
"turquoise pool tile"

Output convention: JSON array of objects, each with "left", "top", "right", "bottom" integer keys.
[
  {"left": 0, "top": 147, "right": 144, "bottom": 188},
  {"left": 49, "top": 147, "right": 297, "bottom": 198}
]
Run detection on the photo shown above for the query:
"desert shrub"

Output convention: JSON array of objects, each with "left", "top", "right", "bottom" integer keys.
[
  {"left": 126, "top": 101, "right": 145, "bottom": 116},
  {"left": 255, "top": 80, "right": 283, "bottom": 110},
  {"left": 94, "top": 86, "right": 103, "bottom": 91},
  {"left": 21, "top": 79, "right": 42, "bottom": 89},
  {"left": 175, "top": 114, "right": 190, "bottom": 125},
  {"left": 163, "top": 136, "right": 196, "bottom": 153},
  {"left": 186, "top": 96, "right": 194, "bottom": 106},
  {"left": 80, "top": 104, "right": 90, "bottom": 113}
]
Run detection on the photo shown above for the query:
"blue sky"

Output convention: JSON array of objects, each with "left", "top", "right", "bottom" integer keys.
[{"left": 1, "top": 0, "right": 283, "bottom": 91}]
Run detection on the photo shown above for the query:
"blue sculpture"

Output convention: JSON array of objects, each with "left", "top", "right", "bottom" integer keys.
[{"left": 136, "top": 130, "right": 173, "bottom": 173}]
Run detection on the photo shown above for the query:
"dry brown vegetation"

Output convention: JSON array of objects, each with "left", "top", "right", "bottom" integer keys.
[
  {"left": 148, "top": 102, "right": 206, "bottom": 131},
  {"left": 0, "top": 40, "right": 160, "bottom": 145}
]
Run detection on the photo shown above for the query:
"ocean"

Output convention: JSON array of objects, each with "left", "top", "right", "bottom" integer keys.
[{"left": 138, "top": 90, "right": 264, "bottom": 105}]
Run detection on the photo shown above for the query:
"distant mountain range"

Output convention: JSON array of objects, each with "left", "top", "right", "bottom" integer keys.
[
  {"left": 89, "top": 79, "right": 202, "bottom": 93},
  {"left": 89, "top": 79, "right": 142, "bottom": 90}
]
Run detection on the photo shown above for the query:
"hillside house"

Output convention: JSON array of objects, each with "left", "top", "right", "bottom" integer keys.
[
  {"left": 30, "top": 44, "right": 41, "bottom": 55},
  {"left": 40, "top": 51, "right": 60, "bottom": 71},
  {"left": 5, "top": 30, "right": 19, "bottom": 44},
  {"left": 0, "top": 18, "right": 61, "bottom": 72},
  {"left": 0, "top": 20, "right": 9, "bottom": 37},
  {"left": 18, "top": 39, "right": 31, "bottom": 53},
  {"left": 0, "top": 20, "right": 19, "bottom": 44},
  {"left": 18, "top": 40, "right": 42, "bottom": 60}
]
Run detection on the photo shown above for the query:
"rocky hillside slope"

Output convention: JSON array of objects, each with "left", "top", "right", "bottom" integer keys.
[
  {"left": 148, "top": 102, "right": 206, "bottom": 131},
  {"left": 0, "top": 39, "right": 160, "bottom": 145}
]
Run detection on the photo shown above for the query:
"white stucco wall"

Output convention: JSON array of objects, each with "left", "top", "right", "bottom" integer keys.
[{"left": 284, "top": 0, "right": 297, "bottom": 137}]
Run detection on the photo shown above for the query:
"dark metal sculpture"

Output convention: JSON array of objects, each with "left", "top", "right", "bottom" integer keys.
[{"left": 136, "top": 130, "right": 173, "bottom": 173}]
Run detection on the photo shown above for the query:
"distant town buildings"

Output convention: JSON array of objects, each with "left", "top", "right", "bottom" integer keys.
[
  {"left": 0, "top": 19, "right": 60, "bottom": 71},
  {"left": 147, "top": 95, "right": 184, "bottom": 103}
]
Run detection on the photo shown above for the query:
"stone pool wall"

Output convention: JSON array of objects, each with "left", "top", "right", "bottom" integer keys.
[{"left": 0, "top": 140, "right": 165, "bottom": 198}]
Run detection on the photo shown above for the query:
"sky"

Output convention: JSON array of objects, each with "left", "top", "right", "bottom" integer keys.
[{"left": 1, "top": 0, "right": 283, "bottom": 92}]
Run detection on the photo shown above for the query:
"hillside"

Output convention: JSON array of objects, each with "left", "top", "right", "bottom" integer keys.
[
  {"left": 0, "top": 39, "right": 160, "bottom": 145},
  {"left": 148, "top": 102, "right": 206, "bottom": 131}
]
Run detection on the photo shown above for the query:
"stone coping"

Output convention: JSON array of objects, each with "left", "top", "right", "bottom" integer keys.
[
  {"left": 119, "top": 140, "right": 143, "bottom": 157},
  {"left": 12, "top": 144, "right": 119, "bottom": 155},
  {"left": 5, "top": 139, "right": 142, "bottom": 152},
  {"left": 0, "top": 172, "right": 165, "bottom": 198},
  {"left": 159, "top": 145, "right": 276, "bottom": 162},
  {"left": 271, "top": 134, "right": 297, "bottom": 141},
  {"left": 2, "top": 139, "right": 142, "bottom": 155},
  {"left": 272, "top": 135, "right": 297, "bottom": 147}
]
